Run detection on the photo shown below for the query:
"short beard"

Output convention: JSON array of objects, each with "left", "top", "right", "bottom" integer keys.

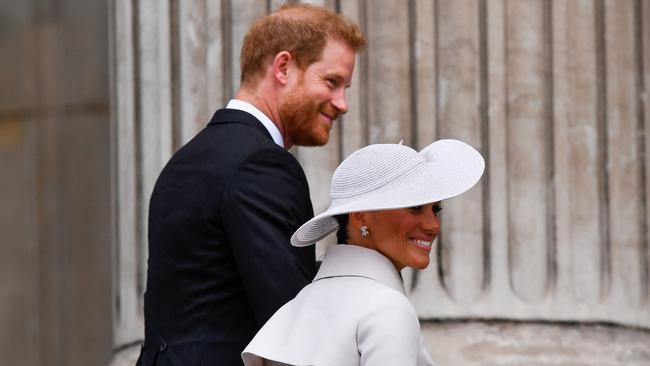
[{"left": 280, "top": 81, "right": 332, "bottom": 147}]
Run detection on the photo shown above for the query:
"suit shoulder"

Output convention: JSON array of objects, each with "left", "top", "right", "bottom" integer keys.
[
  {"left": 198, "top": 122, "right": 278, "bottom": 155},
  {"left": 168, "top": 121, "right": 292, "bottom": 174}
]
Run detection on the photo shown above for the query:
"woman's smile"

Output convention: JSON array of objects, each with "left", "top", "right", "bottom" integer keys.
[
  {"left": 361, "top": 202, "right": 441, "bottom": 270},
  {"left": 409, "top": 237, "right": 434, "bottom": 250}
]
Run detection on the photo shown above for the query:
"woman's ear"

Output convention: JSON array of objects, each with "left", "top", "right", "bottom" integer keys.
[
  {"left": 348, "top": 212, "right": 376, "bottom": 249},
  {"left": 272, "top": 51, "right": 293, "bottom": 85},
  {"left": 348, "top": 212, "right": 366, "bottom": 228}
]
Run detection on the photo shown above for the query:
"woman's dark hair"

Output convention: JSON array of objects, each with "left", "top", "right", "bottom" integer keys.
[{"left": 333, "top": 214, "right": 349, "bottom": 243}]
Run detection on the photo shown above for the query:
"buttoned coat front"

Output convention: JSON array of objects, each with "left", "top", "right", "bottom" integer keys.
[{"left": 242, "top": 245, "right": 435, "bottom": 366}]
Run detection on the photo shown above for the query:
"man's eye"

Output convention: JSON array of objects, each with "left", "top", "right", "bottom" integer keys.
[{"left": 326, "top": 78, "right": 338, "bottom": 88}]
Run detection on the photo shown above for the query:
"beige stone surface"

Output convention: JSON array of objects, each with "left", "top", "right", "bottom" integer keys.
[
  {"left": 1, "top": 1, "right": 112, "bottom": 365},
  {"left": 422, "top": 321, "right": 650, "bottom": 366}
]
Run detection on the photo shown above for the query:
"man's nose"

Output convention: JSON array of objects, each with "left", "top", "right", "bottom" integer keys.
[{"left": 331, "top": 90, "right": 348, "bottom": 115}]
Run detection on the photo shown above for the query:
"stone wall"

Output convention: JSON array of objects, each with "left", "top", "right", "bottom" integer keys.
[
  {"left": 109, "top": 0, "right": 650, "bottom": 364},
  {"left": 0, "top": 0, "right": 112, "bottom": 365},
  {"left": 421, "top": 321, "right": 650, "bottom": 366}
]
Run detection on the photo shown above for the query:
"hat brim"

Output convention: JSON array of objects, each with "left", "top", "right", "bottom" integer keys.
[{"left": 291, "top": 139, "right": 485, "bottom": 246}]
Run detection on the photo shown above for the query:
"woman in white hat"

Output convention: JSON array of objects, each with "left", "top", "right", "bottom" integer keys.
[{"left": 242, "top": 139, "right": 484, "bottom": 366}]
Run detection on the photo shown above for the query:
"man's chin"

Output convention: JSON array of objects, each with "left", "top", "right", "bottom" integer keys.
[
  {"left": 300, "top": 139, "right": 329, "bottom": 147},
  {"left": 294, "top": 133, "right": 330, "bottom": 147}
]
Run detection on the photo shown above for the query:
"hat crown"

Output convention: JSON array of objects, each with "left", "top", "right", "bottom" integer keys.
[{"left": 330, "top": 144, "right": 424, "bottom": 200}]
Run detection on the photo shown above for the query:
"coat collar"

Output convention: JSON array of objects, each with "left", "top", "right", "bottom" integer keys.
[
  {"left": 207, "top": 108, "right": 274, "bottom": 142},
  {"left": 225, "top": 99, "right": 285, "bottom": 147},
  {"left": 314, "top": 244, "right": 405, "bottom": 295}
]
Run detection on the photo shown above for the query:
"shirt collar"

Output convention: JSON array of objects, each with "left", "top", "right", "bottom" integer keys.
[
  {"left": 226, "top": 99, "right": 285, "bottom": 148},
  {"left": 314, "top": 244, "right": 405, "bottom": 295}
]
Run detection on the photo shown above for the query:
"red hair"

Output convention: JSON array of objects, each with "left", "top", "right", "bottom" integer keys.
[{"left": 240, "top": 4, "right": 366, "bottom": 86}]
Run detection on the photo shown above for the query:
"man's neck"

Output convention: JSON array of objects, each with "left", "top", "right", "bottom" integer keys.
[{"left": 235, "top": 87, "right": 289, "bottom": 147}]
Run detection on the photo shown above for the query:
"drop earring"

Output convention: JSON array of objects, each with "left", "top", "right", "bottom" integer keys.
[{"left": 360, "top": 225, "right": 369, "bottom": 237}]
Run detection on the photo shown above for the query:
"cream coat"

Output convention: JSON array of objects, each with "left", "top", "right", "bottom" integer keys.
[{"left": 242, "top": 244, "right": 435, "bottom": 366}]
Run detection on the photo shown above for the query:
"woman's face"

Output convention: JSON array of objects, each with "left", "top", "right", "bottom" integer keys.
[{"left": 364, "top": 202, "right": 441, "bottom": 271}]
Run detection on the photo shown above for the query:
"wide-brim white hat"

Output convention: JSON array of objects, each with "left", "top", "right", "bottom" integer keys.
[{"left": 290, "top": 139, "right": 485, "bottom": 246}]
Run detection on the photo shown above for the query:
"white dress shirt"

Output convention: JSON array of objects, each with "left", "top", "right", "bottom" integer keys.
[
  {"left": 226, "top": 99, "right": 285, "bottom": 148},
  {"left": 242, "top": 245, "right": 436, "bottom": 366}
]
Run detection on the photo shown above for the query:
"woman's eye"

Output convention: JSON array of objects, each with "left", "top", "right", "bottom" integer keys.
[
  {"left": 433, "top": 205, "right": 443, "bottom": 214},
  {"left": 409, "top": 205, "right": 422, "bottom": 212}
]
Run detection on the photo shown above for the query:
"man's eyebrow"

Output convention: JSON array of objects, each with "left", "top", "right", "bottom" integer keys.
[{"left": 324, "top": 72, "right": 343, "bottom": 80}]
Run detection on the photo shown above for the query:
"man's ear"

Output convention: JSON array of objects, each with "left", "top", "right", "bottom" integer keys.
[{"left": 272, "top": 51, "right": 293, "bottom": 85}]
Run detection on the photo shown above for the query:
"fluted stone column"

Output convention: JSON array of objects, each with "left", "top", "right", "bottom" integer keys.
[{"left": 110, "top": 1, "right": 650, "bottom": 364}]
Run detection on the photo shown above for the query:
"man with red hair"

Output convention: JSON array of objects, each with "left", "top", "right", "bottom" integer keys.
[{"left": 138, "top": 4, "right": 365, "bottom": 365}]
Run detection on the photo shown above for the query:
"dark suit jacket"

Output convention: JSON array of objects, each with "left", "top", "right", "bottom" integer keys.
[{"left": 138, "top": 109, "right": 316, "bottom": 365}]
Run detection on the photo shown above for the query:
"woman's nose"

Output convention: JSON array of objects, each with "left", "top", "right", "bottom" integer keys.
[{"left": 422, "top": 210, "right": 440, "bottom": 233}]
